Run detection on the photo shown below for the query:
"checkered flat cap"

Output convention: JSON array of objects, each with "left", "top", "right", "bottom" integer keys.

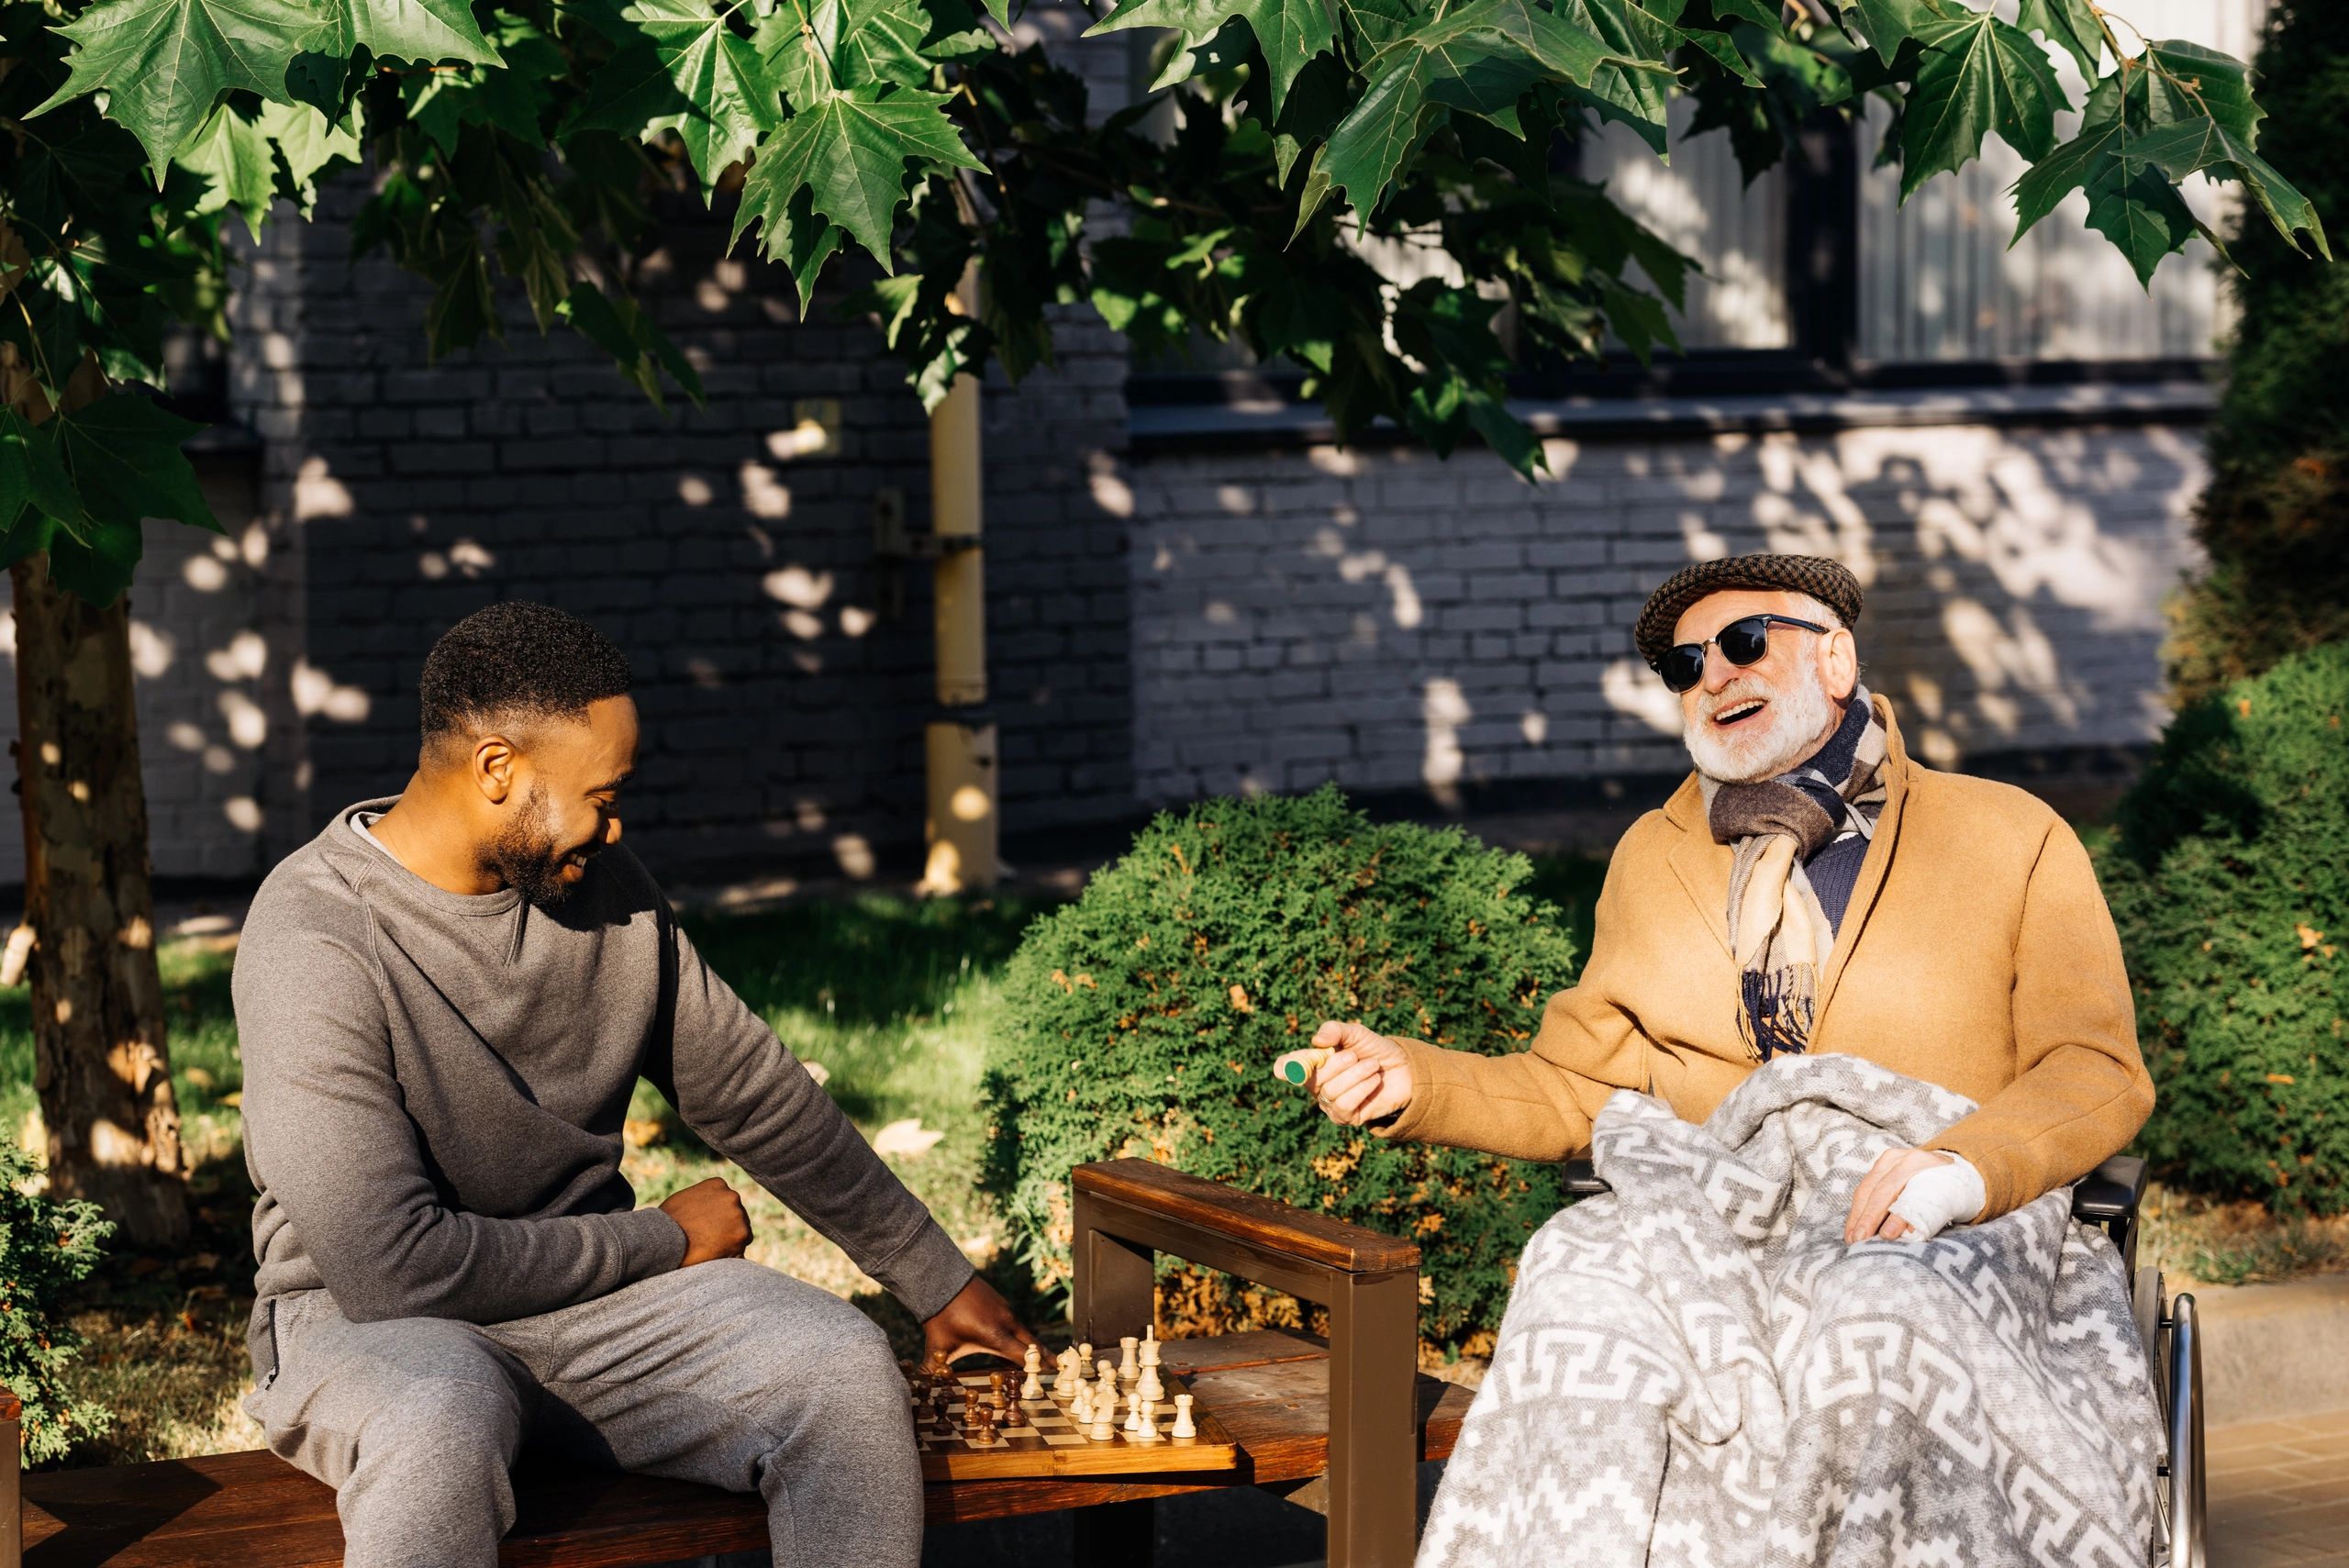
[{"left": 1633, "top": 553, "right": 1863, "bottom": 668}]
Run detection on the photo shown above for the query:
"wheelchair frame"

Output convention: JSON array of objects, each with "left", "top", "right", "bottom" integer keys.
[{"left": 1560, "top": 1152, "right": 2205, "bottom": 1568}]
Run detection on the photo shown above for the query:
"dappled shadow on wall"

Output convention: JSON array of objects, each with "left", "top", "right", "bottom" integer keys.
[
  {"left": 1129, "top": 419, "right": 2204, "bottom": 811},
  {"left": 127, "top": 199, "right": 991, "bottom": 889}
]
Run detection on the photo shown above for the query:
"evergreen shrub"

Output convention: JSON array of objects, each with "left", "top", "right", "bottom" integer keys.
[
  {"left": 2105, "top": 642, "right": 2349, "bottom": 1212},
  {"left": 981, "top": 787, "right": 1580, "bottom": 1353},
  {"left": 2167, "top": 2, "right": 2349, "bottom": 705},
  {"left": 0, "top": 1136, "right": 113, "bottom": 1462}
]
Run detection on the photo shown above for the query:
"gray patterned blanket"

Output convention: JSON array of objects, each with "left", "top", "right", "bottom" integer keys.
[{"left": 1419, "top": 1054, "right": 2163, "bottom": 1568}]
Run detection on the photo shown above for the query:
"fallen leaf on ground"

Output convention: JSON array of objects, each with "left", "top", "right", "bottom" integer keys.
[
  {"left": 803, "top": 1060, "right": 831, "bottom": 1086},
  {"left": 622, "top": 1118, "right": 667, "bottom": 1149},
  {"left": 872, "top": 1118, "right": 945, "bottom": 1160},
  {"left": 187, "top": 1251, "right": 220, "bottom": 1272}
]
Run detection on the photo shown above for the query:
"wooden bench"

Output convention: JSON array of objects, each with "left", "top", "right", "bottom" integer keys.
[{"left": 1, "top": 1162, "right": 1469, "bottom": 1568}]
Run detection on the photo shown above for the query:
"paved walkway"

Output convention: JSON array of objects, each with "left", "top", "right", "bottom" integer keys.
[{"left": 2211, "top": 1410, "right": 2349, "bottom": 1567}]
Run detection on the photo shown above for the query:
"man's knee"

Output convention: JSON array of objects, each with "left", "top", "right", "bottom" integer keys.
[{"left": 360, "top": 1370, "right": 526, "bottom": 1465}]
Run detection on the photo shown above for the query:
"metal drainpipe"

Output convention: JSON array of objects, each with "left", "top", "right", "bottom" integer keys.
[{"left": 921, "top": 262, "right": 998, "bottom": 893}]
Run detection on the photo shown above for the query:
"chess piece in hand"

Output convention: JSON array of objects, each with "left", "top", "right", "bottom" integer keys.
[
  {"left": 922, "top": 1273, "right": 1040, "bottom": 1368},
  {"left": 1304, "top": 1019, "right": 1415, "bottom": 1128},
  {"left": 659, "top": 1176, "right": 752, "bottom": 1266}
]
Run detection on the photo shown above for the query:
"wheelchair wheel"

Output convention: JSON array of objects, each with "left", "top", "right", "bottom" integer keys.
[{"left": 2142, "top": 1270, "right": 2207, "bottom": 1568}]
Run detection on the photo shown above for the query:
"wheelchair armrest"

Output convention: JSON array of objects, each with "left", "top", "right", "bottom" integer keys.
[
  {"left": 1563, "top": 1158, "right": 1608, "bottom": 1196},
  {"left": 2071, "top": 1154, "right": 2148, "bottom": 1223}
]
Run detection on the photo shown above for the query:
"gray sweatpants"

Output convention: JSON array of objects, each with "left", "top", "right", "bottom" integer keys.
[{"left": 244, "top": 1258, "right": 919, "bottom": 1568}]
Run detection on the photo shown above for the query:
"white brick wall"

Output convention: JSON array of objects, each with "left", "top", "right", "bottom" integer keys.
[{"left": 1127, "top": 417, "right": 2208, "bottom": 806}]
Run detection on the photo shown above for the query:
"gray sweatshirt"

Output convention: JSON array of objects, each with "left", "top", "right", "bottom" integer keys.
[{"left": 234, "top": 800, "right": 974, "bottom": 1326}]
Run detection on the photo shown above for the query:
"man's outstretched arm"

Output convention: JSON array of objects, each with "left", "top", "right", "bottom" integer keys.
[
  {"left": 647, "top": 908, "right": 1017, "bottom": 1341},
  {"left": 237, "top": 934, "right": 691, "bottom": 1324}
]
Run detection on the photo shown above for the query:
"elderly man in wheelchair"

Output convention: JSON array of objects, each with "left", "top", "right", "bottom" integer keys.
[{"left": 1304, "top": 554, "right": 2204, "bottom": 1568}]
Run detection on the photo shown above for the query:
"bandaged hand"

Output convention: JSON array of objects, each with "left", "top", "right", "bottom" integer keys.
[
  {"left": 1844, "top": 1147, "right": 1986, "bottom": 1243},
  {"left": 1305, "top": 1020, "right": 1415, "bottom": 1128}
]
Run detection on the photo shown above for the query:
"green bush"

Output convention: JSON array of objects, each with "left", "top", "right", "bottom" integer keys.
[
  {"left": 0, "top": 1136, "right": 114, "bottom": 1462},
  {"left": 2167, "top": 2, "right": 2349, "bottom": 706},
  {"left": 981, "top": 786, "right": 1580, "bottom": 1353},
  {"left": 2105, "top": 642, "right": 2349, "bottom": 1213}
]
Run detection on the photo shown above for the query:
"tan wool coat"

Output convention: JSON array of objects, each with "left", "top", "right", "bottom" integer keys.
[{"left": 1380, "top": 695, "right": 2154, "bottom": 1222}]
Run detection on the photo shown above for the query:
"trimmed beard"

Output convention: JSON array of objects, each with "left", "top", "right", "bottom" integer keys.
[
  {"left": 1683, "top": 654, "right": 1837, "bottom": 784},
  {"left": 482, "top": 783, "right": 590, "bottom": 906}
]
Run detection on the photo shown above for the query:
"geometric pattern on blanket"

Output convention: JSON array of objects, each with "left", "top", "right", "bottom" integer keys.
[{"left": 1419, "top": 1054, "right": 2165, "bottom": 1568}]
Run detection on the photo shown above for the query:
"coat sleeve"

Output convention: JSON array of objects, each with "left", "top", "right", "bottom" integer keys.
[
  {"left": 1373, "top": 838, "right": 1655, "bottom": 1162},
  {"left": 643, "top": 907, "right": 974, "bottom": 1322},
  {"left": 1923, "top": 818, "right": 2155, "bottom": 1220}
]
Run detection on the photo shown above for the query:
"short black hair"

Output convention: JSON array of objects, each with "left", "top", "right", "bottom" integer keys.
[{"left": 419, "top": 602, "right": 632, "bottom": 746}]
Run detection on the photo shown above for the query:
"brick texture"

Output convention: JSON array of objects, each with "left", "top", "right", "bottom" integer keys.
[{"left": 1128, "top": 425, "right": 2207, "bottom": 807}]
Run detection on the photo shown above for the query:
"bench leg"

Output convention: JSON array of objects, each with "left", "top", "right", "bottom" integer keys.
[
  {"left": 1072, "top": 1497, "right": 1153, "bottom": 1568},
  {"left": 1327, "top": 1269, "right": 1417, "bottom": 1568},
  {"left": 1071, "top": 1190, "right": 1155, "bottom": 1351}
]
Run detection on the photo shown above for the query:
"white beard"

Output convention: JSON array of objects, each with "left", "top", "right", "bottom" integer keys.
[{"left": 1683, "top": 656, "right": 1838, "bottom": 784}]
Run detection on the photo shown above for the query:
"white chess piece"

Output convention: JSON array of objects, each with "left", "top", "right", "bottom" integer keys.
[
  {"left": 1070, "top": 1382, "right": 1093, "bottom": 1425},
  {"left": 1118, "top": 1335, "right": 1140, "bottom": 1384},
  {"left": 1087, "top": 1402, "right": 1116, "bottom": 1441},
  {"left": 1171, "top": 1394, "right": 1197, "bottom": 1440},
  {"left": 1076, "top": 1341, "right": 1094, "bottom": 1371},
  {"left": 1131, "top": 1398, "right": 1161, "bottom": 1443},
  {"left": 1021, "top": 1345, "right": 1044, "bottom": 1401},
  {"left": 1136, "top": 1364, "right": 1163, "bottom": 1404},
  {"left": 1052, "top": 1348, "right": 1077, "bottom": 1399},
  {"left": 1123, "top": 1392, "right": 1142, "bottom": 1435}
]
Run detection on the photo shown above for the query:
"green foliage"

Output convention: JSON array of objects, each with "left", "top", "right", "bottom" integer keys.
[
  {"left": 0, "top": 0, "right": 2326, "bottom": 612},
  {"left": 2167, "top": 3, "right": 2349, "bottom": 706},
  {"left": 980, "top": 787, "right": 1580, "bottom": 1351},
  {"left": 2104, "top": 642, "right": 2349, "bottom": 1215},
  {"left": 0, "top": 1135, "right": 115, "bottom": 1463}
]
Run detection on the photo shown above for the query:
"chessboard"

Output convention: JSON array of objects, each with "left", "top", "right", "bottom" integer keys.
[{"left": 907, "top": 1364, "right": 1239, "bottom": 1480}]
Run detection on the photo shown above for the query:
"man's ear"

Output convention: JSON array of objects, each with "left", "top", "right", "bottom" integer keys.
[
  {"left": 1823, "top": 626, "right": 1859, "bottom": 703},
  {"left": 472, "top": 735, "right": 518, "bottom": 805}
]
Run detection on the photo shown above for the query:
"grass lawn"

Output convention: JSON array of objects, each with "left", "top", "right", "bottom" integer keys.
[{"left": 8, "top": 845, "right": 2341, "bottom": 1469}]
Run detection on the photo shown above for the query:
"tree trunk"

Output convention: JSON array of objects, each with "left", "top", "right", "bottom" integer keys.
[{"left": 12, "top": 551, "right": 187, "bottom": 1246}]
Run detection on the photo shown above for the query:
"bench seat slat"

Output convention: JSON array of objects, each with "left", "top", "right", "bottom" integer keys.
[{"left": 22, "top": 1340, "right": 1474, "bottom": 1564}]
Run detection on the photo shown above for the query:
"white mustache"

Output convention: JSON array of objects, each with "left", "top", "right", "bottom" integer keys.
[{"left": 1698, "top": 675, "right": 1779, "bottom": 721}]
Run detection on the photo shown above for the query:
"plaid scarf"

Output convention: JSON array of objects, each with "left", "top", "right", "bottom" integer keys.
[{"left": 1698, "top": 689, "right": 1888, "bottom": 1061}]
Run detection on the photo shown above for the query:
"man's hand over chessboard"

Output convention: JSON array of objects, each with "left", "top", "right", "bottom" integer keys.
[{"left": 921, "top": 1273, "right": 1038, "bottom": 1367}]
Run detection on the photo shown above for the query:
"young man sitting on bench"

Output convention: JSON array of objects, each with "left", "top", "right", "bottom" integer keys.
[{"left": 234, "top": 602, "right": 1035, "bottom": 1568}]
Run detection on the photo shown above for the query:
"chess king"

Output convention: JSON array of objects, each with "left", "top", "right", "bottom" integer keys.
[{"left": 234, "top": 603, "right": 1038, "bottom": 1568}]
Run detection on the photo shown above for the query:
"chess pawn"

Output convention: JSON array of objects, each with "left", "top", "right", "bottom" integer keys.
[
  {"left": 1021, "top": 1345, "right": 1045, "bottom": 1401},
  {"left": 1171, "top": 1393, "right": 1197, "bottom": 1440},
  {"left": 1122, "top": 1390, "right": 1143, "bottom": 1435},
  {"left": 1131, "top": 1398, "right": 1161, "bottom": 1443},
  {"left": 1070, "top": 1382, "right": 1093, "bottom": 1425},
  {"left": 1118, "top": 1335, "right": 1141, "bottom": 1384},
  {"left": 1076, "top": 1341, "right": 1094, "bottom": 1371}
]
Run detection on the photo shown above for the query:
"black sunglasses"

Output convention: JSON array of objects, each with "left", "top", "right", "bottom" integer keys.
[{"left": 1652, "top": 614, "right": 1827, "bottom": 694}]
